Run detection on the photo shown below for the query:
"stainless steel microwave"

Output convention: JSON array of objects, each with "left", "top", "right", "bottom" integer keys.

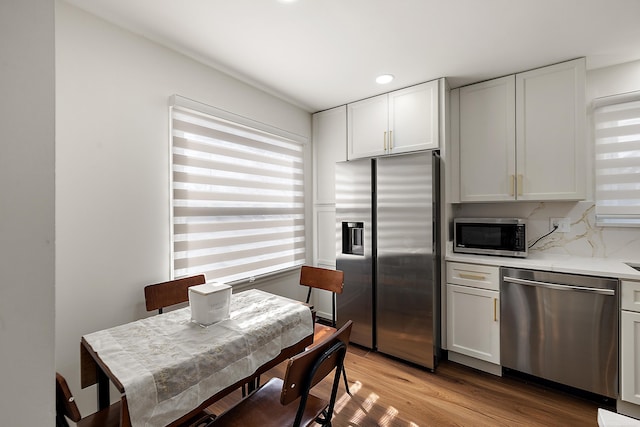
[{"left": 453, "top": 218, "right": 527, "bottom": 258}]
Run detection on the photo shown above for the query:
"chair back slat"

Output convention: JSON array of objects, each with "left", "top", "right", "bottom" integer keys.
[
  {"left": 299, "top": 266, "right": 344, "bottom": 295},
  {"left": 280, "top": 320, "right": 352, "bottom": 406},
  {"left": 144, "top": 274, "right": 206, "bottom": 313},
  {"left": 56, "top": 373, "right": 82, "bottom": 424}
]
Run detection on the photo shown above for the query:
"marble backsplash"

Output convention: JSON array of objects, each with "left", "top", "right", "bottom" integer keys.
[{"left": 452, "top": 201, "right": 640, "bottom": 262}]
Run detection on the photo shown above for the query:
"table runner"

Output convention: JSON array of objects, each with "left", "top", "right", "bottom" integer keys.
[{"left": 82, "top": 289, "right": 313, "bottom": 427}]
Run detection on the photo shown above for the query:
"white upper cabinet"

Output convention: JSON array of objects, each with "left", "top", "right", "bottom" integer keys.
[
  {"left": 311, "top": 106, "right": 347, "bottom": 269},
  {"left": 388, "top": 82, "right": 439, "bottom": 154},
  {"left": 312, "top": 106, "right": 347, "bottom": 204},
  {"left": 348, "top": 80, "right": 440, "bottom": 160},
  {"left": 458, "top": 58, "right": 586, "bottom": 202},
  {"left": 459, "top": 76, "right": 516, "bottom": 201},
  {"left": 515, "top": 59, "right": 586, "bottom": 201},
  {"left": 347, "top": 94, "right": 388, "bottom": 159}
]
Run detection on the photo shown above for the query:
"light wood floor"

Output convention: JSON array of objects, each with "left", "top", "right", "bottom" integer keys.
[{"left": 208, "top": 345, "right": 607, "bottom": 426}]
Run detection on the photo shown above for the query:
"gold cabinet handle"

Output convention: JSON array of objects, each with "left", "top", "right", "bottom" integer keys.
[
  {"left": 459, "top": 272, "right": 486, "bottom": 281},
  {"left": 389, "top": 130, "right": 393, "bottom": 150},
  {"left": 383, "top": 131, "right": 387, "bottom": 150},
  {"left": 509, "top": 175, "right": 515, "bottom": 196},
  {"left": 494, "top": 298, "right": 498, "bottom": 321},
  {"left": 517, "top": 174, "right": 523, "bottom": 196}
]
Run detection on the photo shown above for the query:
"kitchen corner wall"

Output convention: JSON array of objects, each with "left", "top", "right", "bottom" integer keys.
[
  {"left": 55, "top": 1, "right": 311, "bottom": 416},
  {"left": 0, "top": 1, "right": 55, "bottom": 424},
  {"left": 453, "top": 59, "right": 640, "bottom": 261}
]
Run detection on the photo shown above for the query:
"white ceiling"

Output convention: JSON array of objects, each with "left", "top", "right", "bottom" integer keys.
[{"left": 64, "top": 0, "right": 640, "bottom": 113}]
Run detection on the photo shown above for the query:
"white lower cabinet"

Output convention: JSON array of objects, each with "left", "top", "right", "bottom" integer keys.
[
  {"left": 447, "top": 284, "right": 500, "bottom": 364},
  {"left": 446, "top": 262, "right": 500, "bottom": 366},
  {"left": 621, "top": 280, "right": 640, "bottom": 405}
]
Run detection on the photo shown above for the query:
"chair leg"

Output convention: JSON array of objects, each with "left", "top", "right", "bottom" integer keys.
[
  {"left": 242, "top": 375, "right": 261, "bottom": 397},
  {"left": 342, "top": 366, "right": 351, "bottom": 396},
  {"left": 315, "top": 408, "right": 332, "bottom": 427},
  {"left": 330, "top": 294, "right": 350, "bottom": 396}
]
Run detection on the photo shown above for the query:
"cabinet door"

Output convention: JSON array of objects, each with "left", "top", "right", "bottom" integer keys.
[
  {"left": 459, "top": 75, "right": 516, "bottom": 202},
  {"left": 312, "top": 106, "right": 347, "bottom": 204},
  {"left": 621, "top": 310, "right": 640, "bottom": 405},
  {"left": 347, "top": 94, "right": 388, "bottom": 160},
  {"left": 447, "top": 284, "right": 500, "bottom": 364},
  {"left": 388, "top": 81, "right": 439, "bottom": 154},
  {"left": 312, "top": 107, "right": 346, "bottom": 271},
  {"left": 516, "top": 58, "right": 586, "bottom": 200}
]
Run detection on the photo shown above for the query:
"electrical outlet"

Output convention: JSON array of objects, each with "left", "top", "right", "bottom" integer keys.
[{"left": 550, "top": 217, "right": 571, "bottom": 233}]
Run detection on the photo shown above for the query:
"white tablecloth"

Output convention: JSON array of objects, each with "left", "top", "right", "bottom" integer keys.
[{"left": 83, "top": 289, "right": 313, "bottom": 427}]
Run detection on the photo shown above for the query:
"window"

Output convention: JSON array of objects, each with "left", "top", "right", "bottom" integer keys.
[
  {"left": 170, "top": 96, "right": 306, "bottom": 283},
  {"left": 593, "top": 91, "right": 640, "bottom": 226}
]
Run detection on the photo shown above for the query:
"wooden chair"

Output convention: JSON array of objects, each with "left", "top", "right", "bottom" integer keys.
[
  {"left": 299, "top": 265, "right": 351, "bottom": 395},
  {"left": 56, "top": 372, "right": 121, "bottom": 427},
  {"left": 204, "top": 320, "right": 353, "bottom": 427},
  {"left": 144, "top": 274, "right": 206, "bottom": 313},
  {"left": 57, "top": 373, "right": 216, "bottom": 427}
]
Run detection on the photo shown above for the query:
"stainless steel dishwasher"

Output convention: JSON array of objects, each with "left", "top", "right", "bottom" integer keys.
[{"left": 501, "top": 267, "right": 619, "bottom": 398}]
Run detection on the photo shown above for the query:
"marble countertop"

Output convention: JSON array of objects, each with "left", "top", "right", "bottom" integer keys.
[{"left": 445, "top": 251, "right": 640, "bottom": 281}]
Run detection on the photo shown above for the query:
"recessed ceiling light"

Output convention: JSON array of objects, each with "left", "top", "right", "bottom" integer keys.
[{"left": 376, "top": 74, "right": 394, "bottom": 84}]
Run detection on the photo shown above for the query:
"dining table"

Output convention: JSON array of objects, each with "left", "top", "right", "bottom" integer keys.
[{"left": 80, "top": 289, "right": 314, "bottom": 427}]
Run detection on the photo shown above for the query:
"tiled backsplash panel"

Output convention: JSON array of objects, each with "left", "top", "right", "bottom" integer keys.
[{"left": 453, "top": 201, "right": 640, "bottom": 261}]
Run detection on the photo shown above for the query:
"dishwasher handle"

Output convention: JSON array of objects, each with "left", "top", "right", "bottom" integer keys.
[{"left": 503, "top": 276, "right": 615, "bottom": 296}]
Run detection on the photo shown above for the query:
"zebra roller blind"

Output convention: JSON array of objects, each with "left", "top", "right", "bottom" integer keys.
[
  {"left": 593, "top": 91, "right": 640, "bottom": 226},
  {"left": 170, "top": 100, "right": 306, "bottom": 283}
]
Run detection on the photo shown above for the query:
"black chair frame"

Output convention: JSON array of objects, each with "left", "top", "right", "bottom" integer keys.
[{"left": 296, "top": 340, "right": 347, "bottom": 427}]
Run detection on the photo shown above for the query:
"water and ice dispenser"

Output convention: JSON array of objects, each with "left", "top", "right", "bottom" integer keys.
[{"left": 341, "top": 222, "right": 364, "bottom": 255}]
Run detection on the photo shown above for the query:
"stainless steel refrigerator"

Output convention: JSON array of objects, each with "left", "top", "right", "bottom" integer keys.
[{"left": 335, "top": 151, "right": 440, "bottom": 370}]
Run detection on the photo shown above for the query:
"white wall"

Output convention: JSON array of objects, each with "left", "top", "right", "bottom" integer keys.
[
  {"left": 453, "top": 59, "right": 640, "bottom": 260},
  {"left": 55, "top": 1, "right": 311, "bottom": 415},
  {"left": 587, "top": 59, "right": 640, "bottom": 101},
  {"left": 0, "top": 1, "right": 56, "bottom": 424}
]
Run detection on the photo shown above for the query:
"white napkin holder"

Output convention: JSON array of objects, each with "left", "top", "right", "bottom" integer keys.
[{"left": 189, "top": 282, "right": 231, "bottom": 326}]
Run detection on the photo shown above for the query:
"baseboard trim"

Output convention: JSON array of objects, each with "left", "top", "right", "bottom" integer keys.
[
  {"left": 448, "top": 351, "right": 502, "bottom": 376},
  {"left": 617, "top": 400, "right": 640, "bottom": 421}
]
